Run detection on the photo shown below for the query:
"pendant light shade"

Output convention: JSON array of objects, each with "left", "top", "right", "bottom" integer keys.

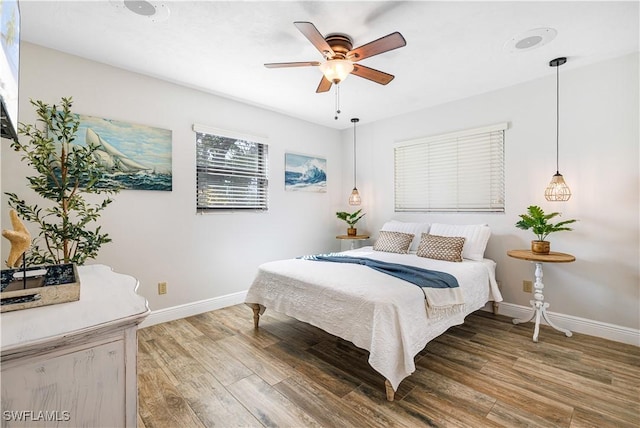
[
  {"left": 545, "top": 172, "right": 571, "bottom": 201},
  {"left": 349, "top": 188, "right": 361, "bottom": 205},
  {"left": 349, "top": 118, "right": 361, "bottom": 206},
  {"left": 545, "top": 57, "right": 571, "bottom": 201}
]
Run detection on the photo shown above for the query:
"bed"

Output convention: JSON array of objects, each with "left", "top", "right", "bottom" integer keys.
[{"left": 245, "top": 222, "right": 503, "bottom": 401}]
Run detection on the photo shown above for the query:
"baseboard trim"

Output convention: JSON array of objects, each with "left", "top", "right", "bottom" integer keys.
[
  {"left": 139, "top": 294, "right": 639, "bottom": 347},
  {"left": 485, "top": 302, "right": 639, "bottom": 346},
  {"left": 138, "top": 291, "right": 248, "bottom": 329}
]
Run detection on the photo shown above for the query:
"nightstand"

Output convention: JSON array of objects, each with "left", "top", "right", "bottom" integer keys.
[
  {"left": 507, "top": 249, "right": 575, "bottom": 342},
  {"left": 336, "top": 234, "right": 370, "bottom": 250}
]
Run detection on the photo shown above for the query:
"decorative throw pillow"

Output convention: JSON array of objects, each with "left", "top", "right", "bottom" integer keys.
[
  {"left": 429, "top": 223, "right": 491, "bottom": 261},
  {"left": 380, "top": 220, "right": 430, "bottom": 252},
  {"left": 416, "top": 234, "right": 466, "bottom": 262},
  {"left": 373, "top": 231, "right": 415, "bottom": 254}
]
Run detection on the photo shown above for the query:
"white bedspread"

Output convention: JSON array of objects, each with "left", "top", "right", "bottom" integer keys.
[{"left": 245, "top": 247, "right": 503, "bottom": 391}]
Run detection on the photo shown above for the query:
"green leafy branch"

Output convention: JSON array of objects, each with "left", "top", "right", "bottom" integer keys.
[
  {"left": 515, "top": 205, "right": 577, "bottom": 242},
  {"left": 336, "top": 209, "right": 365, "bottom": 227},
  {"left": 5, "top": 97, "right": 120, "bottom": 265}
]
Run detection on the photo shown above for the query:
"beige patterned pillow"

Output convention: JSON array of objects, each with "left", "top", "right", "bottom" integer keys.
[
  {"left": 416, "top": 234, "right": 466, "bottom": 262},
  {"left": 373, "top": 231, "right": 415, "bottom": 254}
]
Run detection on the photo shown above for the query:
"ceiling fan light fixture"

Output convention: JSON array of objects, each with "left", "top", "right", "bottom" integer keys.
[{"left": 319, "top": 59, "right": 354, "bottom": 84}]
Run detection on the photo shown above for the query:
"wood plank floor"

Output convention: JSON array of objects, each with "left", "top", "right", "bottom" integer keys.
[{"left": 137, "top": 305, "right": 640, "bottom": 427}]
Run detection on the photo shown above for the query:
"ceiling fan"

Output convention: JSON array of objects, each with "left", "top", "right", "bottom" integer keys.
[{"left": 265, "top": 21, "right": 407, "bottom": 93}]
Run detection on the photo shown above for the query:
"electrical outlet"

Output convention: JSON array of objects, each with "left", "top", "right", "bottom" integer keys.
[
  {"left": 158, "top": 282, "right": 167, "bottom": 295},
  {"left": 523, "top": 280, "right": 533, "bottom": 293}
]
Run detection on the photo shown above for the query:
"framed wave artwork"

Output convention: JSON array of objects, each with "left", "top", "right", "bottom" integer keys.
[{"left": 285, "top": 153, "right": 327, "bottom": 192}]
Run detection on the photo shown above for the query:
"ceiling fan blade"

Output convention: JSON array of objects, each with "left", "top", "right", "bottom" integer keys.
[
  {"left": 348, "top": 32, "right": 406, "bottom": 62},
  {"left": 316, "top": 76, "right": 332, "bottom": 93},
  {"left": 264, "top": 61, "right": 321, "bottom": 68},
  {"left": 351, "top": 64, "right": 395, "bottom": 85},
  {"left": 294, "top": 21, "right": 335, "bottom": 58}
]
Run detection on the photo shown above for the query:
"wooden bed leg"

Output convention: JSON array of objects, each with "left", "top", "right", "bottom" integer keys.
[
  {"left": 384, "top": 380, "right": 395, "bottom": 402},
  {"left": 250, "top": 304, "right": 261, "bottom": 328},
  {"left": 492, "top": 301, "right": 500, "bottom": 315}
]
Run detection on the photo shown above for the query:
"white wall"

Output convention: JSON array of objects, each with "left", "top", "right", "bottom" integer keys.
[
  {"left": 3, "top": 44, "right": 638, "bottom": 333},
  {"left": 343, "top": 53, "right": 639, "bottom": 330},
  {"left": 1, "top": 43, "right": 345, "bottom": 311}
]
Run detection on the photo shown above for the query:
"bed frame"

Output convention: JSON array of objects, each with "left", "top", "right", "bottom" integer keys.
[{"left": 249, "top": 302, "right": 500, "bottom": 401}]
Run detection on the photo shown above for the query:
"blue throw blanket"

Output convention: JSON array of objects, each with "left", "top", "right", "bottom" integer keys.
[{"left": 301, "top": 255, "right": 459, "bottom": 289}]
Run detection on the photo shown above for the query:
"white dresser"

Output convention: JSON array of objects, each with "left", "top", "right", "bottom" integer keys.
[{"left": 1, "top": 265, "right": 149, "bottom": 427}]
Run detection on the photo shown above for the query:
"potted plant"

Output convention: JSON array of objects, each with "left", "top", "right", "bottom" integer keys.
[
  {"left": 336, "top": 209, "right": 365, "bottom": 236},
  {"left": 4, "top": 97, "right": 120, "bottom": 266},
  {"left": 515, "top": 205, "right": 577, "bottom": 254}
]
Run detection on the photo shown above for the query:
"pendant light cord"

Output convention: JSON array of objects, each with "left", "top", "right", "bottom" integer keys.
[
  {"left": 353, "top": 119, "right": 357, "bottom": 187},
  {"left": 556, "top": 63, "right": 560, "bottom": 174}
]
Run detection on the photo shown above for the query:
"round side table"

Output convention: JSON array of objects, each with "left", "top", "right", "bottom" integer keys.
[
  {"left": 336, "top": 234, "right": 369, "bottom": 250},
  {"left": 507, "top": 249, "right": 575, "bottom": 342}
]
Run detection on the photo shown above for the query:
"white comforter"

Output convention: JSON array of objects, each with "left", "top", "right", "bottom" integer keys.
[{"left": 245, "top": 247, "right": 503, "bottom": 391}]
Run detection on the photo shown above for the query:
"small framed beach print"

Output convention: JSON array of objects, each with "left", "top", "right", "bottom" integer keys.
[{"left": 284, "top": 153, "right": 327, "bottom": 192}]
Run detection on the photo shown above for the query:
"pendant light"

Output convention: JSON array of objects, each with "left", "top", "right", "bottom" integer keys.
[
  {"left": 348, "top": 118, "right": 361, "bottom": 205},
  {"left": 545, "top": 57, "right": 572, "bottom": 201}
]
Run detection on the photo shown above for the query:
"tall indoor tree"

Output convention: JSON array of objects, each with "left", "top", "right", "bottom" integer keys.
[{"left": 5, "top": 97, "right": 120, "bottom": 265}]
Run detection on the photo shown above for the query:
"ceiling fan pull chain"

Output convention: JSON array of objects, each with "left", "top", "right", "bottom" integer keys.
[{"left": 334, "top": 84, "right": 341, "bottom": 120}]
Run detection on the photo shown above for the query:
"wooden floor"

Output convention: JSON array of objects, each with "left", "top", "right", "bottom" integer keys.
[{"left": 137, "top": 304, "right": 640, "bottom": 427}]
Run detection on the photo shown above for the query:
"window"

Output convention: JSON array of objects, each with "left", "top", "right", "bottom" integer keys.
[
  {"left": 394, "top": 123, "right": 506, "bottom": 212},
  {"left": 194, "top": 124, "right": 268, "bottom": 211}
]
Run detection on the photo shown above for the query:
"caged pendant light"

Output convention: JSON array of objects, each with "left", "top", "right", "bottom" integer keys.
[
  {"left": 348, "top": 118, "right": 361, "bottom": 205},
  {"left": 545, "top": 57, "right": 572, "bottom": 201}
]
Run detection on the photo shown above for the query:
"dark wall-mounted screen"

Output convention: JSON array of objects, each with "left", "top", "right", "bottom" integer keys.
[{"left": 1, "top": 0, "right": 20, "bottom": 141}]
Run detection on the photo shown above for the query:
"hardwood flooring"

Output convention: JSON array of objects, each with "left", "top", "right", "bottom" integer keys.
[{"left": 137, "top": 305, "right": 640, "bottom": 427}]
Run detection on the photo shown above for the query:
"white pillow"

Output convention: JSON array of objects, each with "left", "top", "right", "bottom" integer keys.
[
  {"left": 380, "top": 220, "right": 430, "bottom": 252},
  {"left": 429, "top": 223, "right": 491, "bottom": 261}
]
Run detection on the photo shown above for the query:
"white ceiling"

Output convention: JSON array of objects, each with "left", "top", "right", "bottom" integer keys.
[{"left": 19, "top": 1, "right": 639, "bottom": 129}]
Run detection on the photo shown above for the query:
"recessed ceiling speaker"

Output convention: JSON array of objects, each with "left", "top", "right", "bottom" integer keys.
[
  {"left": 110, "top": 0, "right": 170, "bottom": 23},
  {"left": 504, "top": 28, "right": 557, "bottom": 52}
]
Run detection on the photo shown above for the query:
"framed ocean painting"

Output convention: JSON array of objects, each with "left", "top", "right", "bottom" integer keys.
[
  {"left": 285, "top": 153, "right": 327, "bottom": 192},
  {"left": 75, "top": 114, "right": 172, "bottom": 191}
]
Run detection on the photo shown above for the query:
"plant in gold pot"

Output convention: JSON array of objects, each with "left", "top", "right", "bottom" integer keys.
[
  {"left": 336, "top": 209, "right": 365, "bottom": 236},
  {"left": 515, "top": 205, "right": 576, "bottom": 254}
]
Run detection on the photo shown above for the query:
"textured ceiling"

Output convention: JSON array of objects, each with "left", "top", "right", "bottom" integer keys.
[{"left": 19, "top": 1, "right": 640, "bottom": 129}]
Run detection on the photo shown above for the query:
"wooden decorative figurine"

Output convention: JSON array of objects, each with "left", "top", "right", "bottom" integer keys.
[{"left": 2, "top": 209, "right": 31, "bottom": 267}]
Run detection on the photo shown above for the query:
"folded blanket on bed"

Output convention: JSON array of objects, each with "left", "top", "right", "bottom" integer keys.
[
  {"left": 305, "top": 255, "right": 459, "bottom": 289},
  {"left": 300, "top": 254, "right": 465, "bottom": 316}
]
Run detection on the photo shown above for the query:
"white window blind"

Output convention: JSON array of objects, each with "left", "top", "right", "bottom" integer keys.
[
  {"left": 194, "top": 124, "right": 268, "bottom": 211},
  {"left": 394, "top": 123, "right": 507, "bottom": 212}
]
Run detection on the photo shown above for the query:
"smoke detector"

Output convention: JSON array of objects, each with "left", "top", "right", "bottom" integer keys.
[{"left": 504, "top": 28, "right": 557, "bottom": 52}]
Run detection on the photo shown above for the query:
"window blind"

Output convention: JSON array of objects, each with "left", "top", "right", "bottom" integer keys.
[
  {"left": 194, "top": 125, "right": 268, "bottom": 211},
  {"left": 394, "top": 123, "right": 507, "bottom": 212}
]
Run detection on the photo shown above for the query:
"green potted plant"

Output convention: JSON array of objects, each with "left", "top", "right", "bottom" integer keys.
[
  {"left": 5, "top": 97, "right": 120, "bottom": 266},
  {"left": 336, "top": 209, "right": 365, "bottom": 236},
  {"left": 515, "top": 205, "right": 577, "bottom": 254}
]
